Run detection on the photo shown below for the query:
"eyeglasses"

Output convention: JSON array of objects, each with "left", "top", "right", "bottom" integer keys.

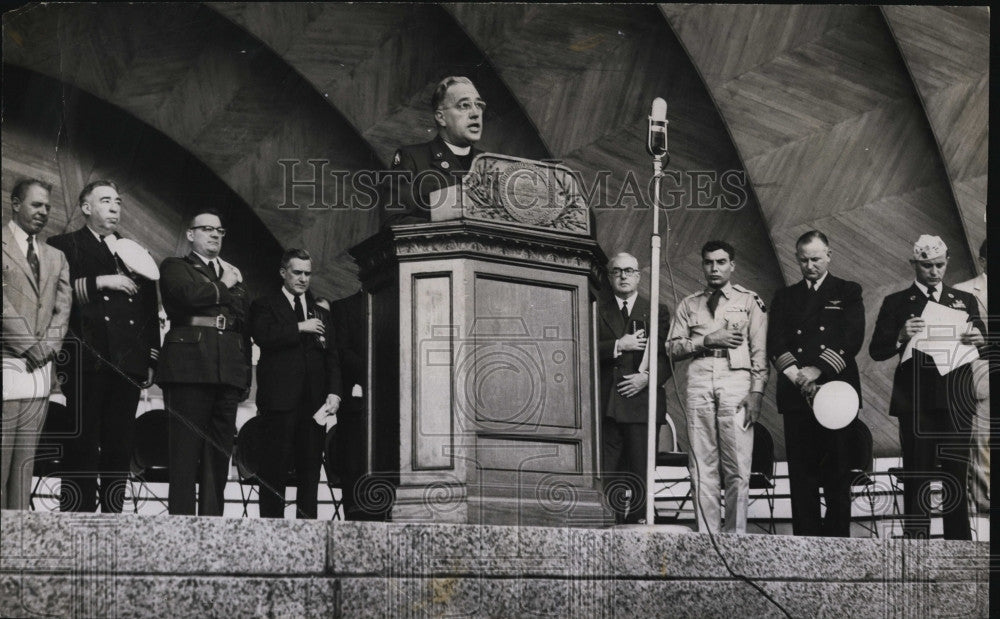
[
  {"left": 190, "top": 225, "right": 227, "bottom": 236},
  {"left": 441, "top": 99, "right": 487, "bottom": 114},
  {"left": 608, "top": 267, "right": 639, "bottom": 277}
]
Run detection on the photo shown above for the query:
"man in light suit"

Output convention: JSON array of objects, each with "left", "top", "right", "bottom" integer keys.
[
  {"left": 667, "top": 240, "right": 768, "bottom": 534},
  {"left": 250, "top": 248, "right": 341, "bottom": 519},
  {"left": 157, "top": 209, "right": 252, "bottom": 516},
  {"left": 598, "top": 252, "right": 670, "bottom": 524},
  {"left": 381, "top": 76, "right": 484, "bottom": 226},
  {"left": 46, "top": 180, "right": 161, "bottom": 513},
  {"left": 954, "top": 239, "right": 988, "bottom": 515},
  {"left": 2, "top": 178, "right": 71, "bottom": 510}
]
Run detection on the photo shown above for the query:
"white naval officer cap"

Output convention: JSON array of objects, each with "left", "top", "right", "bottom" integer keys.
[{"left": 912, "top": 235, "right": 947, "bottom": 261}]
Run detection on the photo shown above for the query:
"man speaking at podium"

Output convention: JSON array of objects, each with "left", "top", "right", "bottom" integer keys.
[{"left": 381, "top": 76, "right": 484, "bottom": 226}]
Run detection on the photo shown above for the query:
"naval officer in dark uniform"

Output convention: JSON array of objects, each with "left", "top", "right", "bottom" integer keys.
[
  {"left": 381, "top": 76, "right": 485, "bottom": 226},
  {"left": 157, "top": 209, "right": 252, "bottom": 516},
  {"left": 46, "top": 180, "right": 160, "bottom": 513},
  {"left": 768, "top": 230, "right": 864, "bottom": 537}
]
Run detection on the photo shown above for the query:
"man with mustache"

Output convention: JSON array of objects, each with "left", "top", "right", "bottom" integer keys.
[
  {"left": 2, "top": 178, "right": 71, "bottom": 509},
  {"left": 157, "top": 209, "right": 251, "bottom": 516},
  {"left": 47, "top": 180, "right": 161, "bottom": 512},
  {"left": 381, "top": 76, "right": 485, "bottom": 225}
]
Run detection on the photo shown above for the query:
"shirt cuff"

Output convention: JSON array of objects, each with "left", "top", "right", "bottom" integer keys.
[
  {"left": 782, "top": 366, "right": 800, "bottom": 382},
  {"left": 613, "top": 339, "right": 622, "bottom": 358},
  {"left": 750, "top": 378, "right": 767, "bottom": 394}
]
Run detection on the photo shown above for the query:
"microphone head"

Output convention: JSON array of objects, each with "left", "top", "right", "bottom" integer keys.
[{"left": 651, "top": 97, "right": 667, "bottom": 121}]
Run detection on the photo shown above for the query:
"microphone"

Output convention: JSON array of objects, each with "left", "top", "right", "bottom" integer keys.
[{"left": 647, "top": 97, "right": 668, "bottom": 157}]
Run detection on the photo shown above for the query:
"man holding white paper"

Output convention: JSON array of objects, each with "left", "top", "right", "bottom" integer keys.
[
  {"left": 2, "top": 179, "right": 71, "bottom": 510},
  {"left": 249, "top": 249, "right": 342, "bottom": 518},
  {"left": 870, "top": 235, "right": 984, "bottom": 540}
]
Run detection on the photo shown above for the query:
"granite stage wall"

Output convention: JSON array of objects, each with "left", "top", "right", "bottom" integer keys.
[{"left": 0, "top": 511, "right": 988, "bottom": 617}]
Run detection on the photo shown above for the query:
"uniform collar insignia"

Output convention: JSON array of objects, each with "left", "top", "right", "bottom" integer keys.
[
  {"left": 952, "top": 299, "right": 966, "bottom": 309},
  {"left": 830, "top": 299, "right": 841, "bottom": 305}
]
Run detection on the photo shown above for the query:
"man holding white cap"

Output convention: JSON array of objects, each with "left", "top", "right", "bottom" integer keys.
[
  {"left": 768, "top": 230, "right": 864, "bottom": 537},
  {"left": 870, "top": 235, "right": 985, "bottom": 540}
]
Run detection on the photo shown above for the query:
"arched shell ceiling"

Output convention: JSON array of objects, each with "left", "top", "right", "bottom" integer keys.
[{"left": 3, "top": 4, "right": 986, "bottom": 456}]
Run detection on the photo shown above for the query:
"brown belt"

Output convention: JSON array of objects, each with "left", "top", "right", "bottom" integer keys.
[
  {"left": 693, "top": 349, "right": 728, "bottom": 359},
  {"left": 178, "top": 315, "right": 235, "bottom": 331}
]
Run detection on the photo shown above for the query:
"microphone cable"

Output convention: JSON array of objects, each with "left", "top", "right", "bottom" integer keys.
[{"left": 654, "top": 167, "right": 792, "bottom": 619}]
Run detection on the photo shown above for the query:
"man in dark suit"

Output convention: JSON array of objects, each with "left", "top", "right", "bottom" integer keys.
[
  {"left": 250, "top": 249, "right": 342, "bottom": 519},
  {"left": 157, "top": 209, "right": 251, "bottom": 516},
  {"left": 598, "top": 252, "right": 669, "bottom": 524},
  {"left": 2, "top": 178, "right": 71, "bottom": 510},
  {"left": 768, "top": 230, "right": 864, "bottom": 537},
  {"left": 381, "top": 76, "right": 484, "bottom": 226},
  {"left": 870, "top": 235, "right": 985, "bottom": 540},
  {"left": 47, "top": 180, "right": 160, "bottom": 513}
]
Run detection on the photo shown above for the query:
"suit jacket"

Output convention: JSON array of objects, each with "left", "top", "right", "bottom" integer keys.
[
  {"left": 381, "top": 134, "right": 483, "bottom": 226},
  {"left": 953, "top": 272, "right": 987, "bottom": 318},
  {"left": 330, "top": 291, "right": 366, "bottom": 400},
  {"left": 250, "top": 289, "right": 342, "bottom": 412},
  {"left": 769, "top": 274, "right": 865, "bottom": 413},
  {"left": 2, "top": 224, "right": 71, "bottom": 362},
  {"left": 155, "top": 253, "right": 251, "bottom": 389},
  {"left": 597, "top": 294, "right": 670, "bottom": 424},
  {"left": 46, "top": 227, "right": 160, "bottom": 379},
  {"left": 870, "top": 283, "right": 983, "bottom": 418}
]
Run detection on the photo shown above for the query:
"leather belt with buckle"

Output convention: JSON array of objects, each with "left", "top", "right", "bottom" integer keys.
[
  {"left": 181, "top": 315, "right": 231, "bottom": 330},
  {"left": 694, "top": 349, "right": 728, "bottom": 359}
]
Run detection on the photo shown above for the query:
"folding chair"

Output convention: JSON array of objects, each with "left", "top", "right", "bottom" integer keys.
[
  {"left": 749, "top": 422, "right": 776, "bottom": 534},
  {"left": 233, "top": 415, "right": 271, "bottom": 517},
  {"left": 322, "top": 425, "right": 345, "bottom": 520},
  {"left": 129, "top": 409, "right": 170, "bottom": 513},
  {"left": 845, "top": 419, "right": 879, "bottom": 537},
  {"left": 30, "top": 400, "right": 73, "bottom": 511},
  {"left": 652, "top": 414, "right": 691, "bottom": 524}
]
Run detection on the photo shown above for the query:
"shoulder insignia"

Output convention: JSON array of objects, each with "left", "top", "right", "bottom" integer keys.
[{"left": 733, "top": 284, "right": 766, "bottom": 311}]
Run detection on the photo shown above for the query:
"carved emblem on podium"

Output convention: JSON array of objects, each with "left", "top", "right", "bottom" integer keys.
[{"left": 447, "top": 154, "right": 591, "bottom": 235}]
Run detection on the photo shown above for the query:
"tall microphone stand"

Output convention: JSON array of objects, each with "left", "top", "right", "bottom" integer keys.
[{"left": 644, "top": 121, "right": 669, "bottom": 526}]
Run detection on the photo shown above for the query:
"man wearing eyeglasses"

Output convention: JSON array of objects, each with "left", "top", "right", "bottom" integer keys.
[
  {"left": 156, "top": 209, "right": 252, "bottom": 516},
  {"left": 46, "top": 180, "right": 161, "bottom": 513},
  {"left": 597, "top": 252, "right": 670, "bottom": 524},
  {"left": 381, "top": 76, "right": 485, "bottom": 226},
  {"left": 667, "top": 240, "right": 767, "bottom": 534}
]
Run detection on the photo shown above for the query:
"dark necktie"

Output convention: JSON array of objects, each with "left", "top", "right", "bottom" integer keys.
[
  {"left": 294, "top": 293, "right": 306, "bottom": 322},
  {"left": 26, "top": 235, "right": 40, "bottom": 284},
  {"left": 707, "top": 288, "right": 722, "bottom": 317},
  {"left": 620, "top": 300, "right": 630, "bottom": 325},
  {"left": 211, "top": 260, "right": 220, "bottom": 280},
  {"left": 926, "top": 285, "right": 936, "bottom": 302}
]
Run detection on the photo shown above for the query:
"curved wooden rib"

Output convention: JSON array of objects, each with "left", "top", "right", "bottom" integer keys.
[
  {"left": 4, "top": 3, "right": 380, "bottom": 299},
  {"left": 883, "top": 6, "right": 988, "bottom": 263}
]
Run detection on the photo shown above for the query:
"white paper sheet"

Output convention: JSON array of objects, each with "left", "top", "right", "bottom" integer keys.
[
  {"left": 902, "top": 301, "right": 979, "bottom": 376},
  {"left": 2, "top": 358, "right": 53, "bottom": 401}
]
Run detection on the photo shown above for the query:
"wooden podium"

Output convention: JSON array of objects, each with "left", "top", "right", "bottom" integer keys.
[{"left": 350, "top": 155, "right": 609, "bottom": 526}]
